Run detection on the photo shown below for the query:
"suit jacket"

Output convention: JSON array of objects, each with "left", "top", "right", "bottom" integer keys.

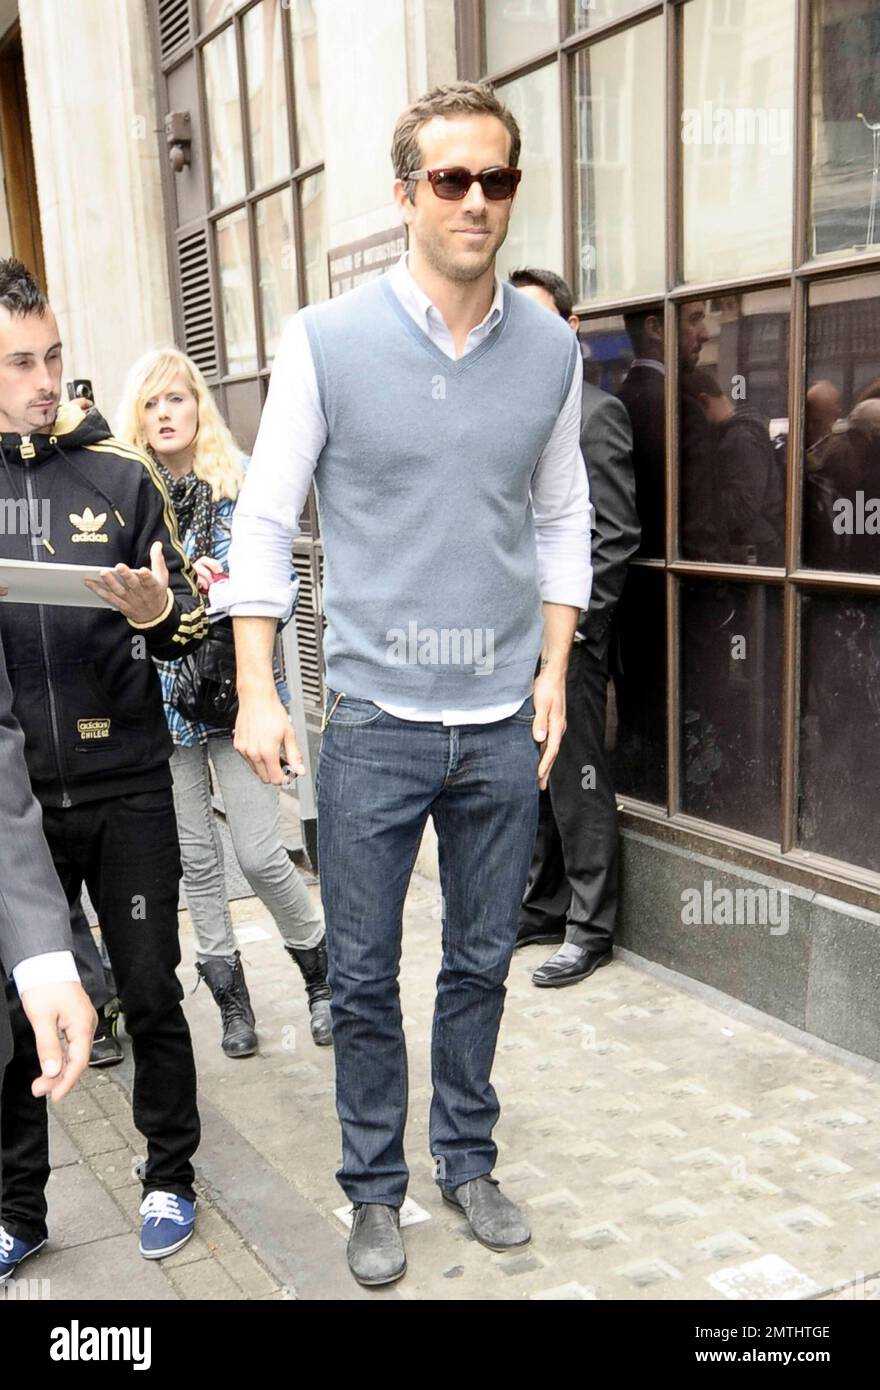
[
  {"left": 617, "top": 362, "right": 665, "bottom": 558},
  {"left": 0, "top": 630, "right": 73, "bottom": 1072},
  {"left": 578, "top": 379, "right": 640, "bottom": 653}
]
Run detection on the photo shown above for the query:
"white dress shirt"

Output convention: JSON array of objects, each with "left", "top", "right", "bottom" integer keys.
[{"left": 228, "top": 253, "right": 592, "bottom": 724}]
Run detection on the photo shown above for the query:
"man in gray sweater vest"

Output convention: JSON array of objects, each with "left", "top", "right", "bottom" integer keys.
[{"left": 229, "top": 81, "right": 592, "bottom": 1287}]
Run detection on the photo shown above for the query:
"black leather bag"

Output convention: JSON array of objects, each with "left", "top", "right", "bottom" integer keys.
[{"left": 171, "top": 618, "right": 238, "bottom": 727}]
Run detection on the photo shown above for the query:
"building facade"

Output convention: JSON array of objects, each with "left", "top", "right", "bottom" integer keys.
[{"left": 3, "top": 0, "right": 880, "bottom": 1058}]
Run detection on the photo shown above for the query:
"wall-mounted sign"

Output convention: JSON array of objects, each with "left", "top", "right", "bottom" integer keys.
[{"left": 328, "top": 226, "right": 407, "bottom": 297}]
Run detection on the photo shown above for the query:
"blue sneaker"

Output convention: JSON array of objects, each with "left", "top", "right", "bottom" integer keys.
[
  {"left": 138, "top": 1192, "right": 196, "bottom": 1259},
  {"left": 0, "top": 1225, "right": 47, "bottom": 1283}
]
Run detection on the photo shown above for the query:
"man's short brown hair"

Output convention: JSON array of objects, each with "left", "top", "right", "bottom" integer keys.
[{"left": 391, "top": 81, "right": 521, "bottom": 201}]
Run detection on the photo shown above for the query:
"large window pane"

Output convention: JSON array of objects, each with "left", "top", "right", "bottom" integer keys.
[
  {"left": 681, "top": 580, "right": 782, "bottom": 840},
  {"left": 243, "top": 0, "right": 290, "bottom": 189},
  {"left": 573, "top": 17, "right": 665, "bottom": 303},
  {"left": 256, "top": 189, "right": 297, "bottom": 362},
  {"left": 199, "top": 0, "right": 246, "bottom": 32},
  {"left": 485, "top": 0, "right": 557, "bottom": 73},
  {"left": 301, "top": 170, "right": 329, "bottom": 304},
  {"left": 217, "top": 208, "right": 257, "bottom": 374},
  {"left": 611, "top": 566, "right": 667, "bottom": 805},
  {"left": 495, "top": 63, "right": 562, "bottom": 279},
  {"left": 578, "top": 311, "right": 634, "bottom": 396},
  {"left": 799, "top": 591, "right": 880, "bottom": 872},
  {"left": 682, "top": 0, "right": 795, "bottom": 282},
  {"left": 613, "top": 305, "right": 665, "bottom": 558},
  {"left": 203, "top": 27, "right": 246, "bottom": 207},
  {"left": 291, "top": 0, "right": 324, "bottom": 167},
  {"left": 568, "top": 0, "right": 647, "bottom": 37},
  {"left": 803, "top": 273, "right": 880, "bottom": 573},
  {"left": 680, "top": 289, "right": 789, "bottom": 566},
  {"left": 810, "top": 0, "right": 880, "bottom": 260}
]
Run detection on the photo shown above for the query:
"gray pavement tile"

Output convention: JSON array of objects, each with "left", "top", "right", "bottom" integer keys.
[
  {"left": 6, "top": 1234, "right": 179, "bottom": 1301},
  {"left": 46, "top": 1162, "right": 131, "bottom": 1248}
]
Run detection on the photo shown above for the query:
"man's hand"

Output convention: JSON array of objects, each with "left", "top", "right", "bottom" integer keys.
[
  {"left": 532, "top": 663, "right": 567, "bottom": 790},
  {"left": 20, "top": 981, "right": 96, "bottom": 1103},
  {"left": 234, "top": 690, "right": 305, "bottom": 785},
  {"left": 84, "top": 540, "right": 170, "bottom": 623}
]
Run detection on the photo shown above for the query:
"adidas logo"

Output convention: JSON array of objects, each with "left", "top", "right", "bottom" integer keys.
[{"left": 69, "top": 507, "right": 109, "bottom": 543}]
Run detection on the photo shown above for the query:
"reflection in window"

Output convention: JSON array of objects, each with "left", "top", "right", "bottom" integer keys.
[
  {"left": 810, "top": 0, "right": 880, "bottom": 259},
  {"left": 803, "top": 274, "right": 880, "bottom": 573},
  {"left": 610, "top": 565, "right": 667, "bottom": 806},
  {"left": 578, "top": 312, "right": 634, "bottom": 396},
  {"left": 681, "top": 580, "right": 782, "bottom": 841},
  {"left": 682, "top": 0, "right": 795, "bottom": 281},
  {"left": 494, "top": 64, "right": 562, "bottom": 280},
  {"left": 568, "top": 0, "right": 647, "bottom": 37},
  {"left": 256, "top": 190, "right": 297, "bottom": 362},
  {"left": 680, "top": 289, "right": 789, "bottom": 566},
  {"left": 485, "top": 0, "right": 557, "bottom": 73},
  {"left": 573, "top": 18, "right": 665, "bottom": 303},
  {"left": 244, "top": 0, "right": 290, "bottom": 189},
  {"left": 799, "top": 591, "right": 880, "bottom": 872},
  {"left": 301, "top": 171, "right": 329, "bottom": 304},
  {"left": 204, "top": 26, "right": 246, "bottom": 207},
  {"left": 613, "top": 306, "right": 665, "bottom": 558},
  {"left": 217, "top": 208, "right": 257, "bottom": 374},
  {"left": 291, "top": 0, "right": 324, "bottom": 167}
]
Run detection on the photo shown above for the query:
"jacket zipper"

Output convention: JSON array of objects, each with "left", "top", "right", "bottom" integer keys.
[{"left": 23, "top": 464, "right": 72, "bottom": 808}]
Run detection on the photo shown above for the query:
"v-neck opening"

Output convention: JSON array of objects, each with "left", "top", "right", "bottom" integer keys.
[{"left": 379, "top": 274, "right": 511, "bottom": 375}]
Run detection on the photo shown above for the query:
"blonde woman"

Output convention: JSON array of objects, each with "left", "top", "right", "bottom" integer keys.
[{"left": 117, "top": 348, "right": 332, "bottom": 1056}]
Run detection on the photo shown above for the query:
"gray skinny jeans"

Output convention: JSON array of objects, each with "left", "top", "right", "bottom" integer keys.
[{"left": 170, "top": 736, "right": 323, "bottom": 961}]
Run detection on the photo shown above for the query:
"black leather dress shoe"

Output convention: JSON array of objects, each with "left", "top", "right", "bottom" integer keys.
[
  {"left": 532, "top": 943, "right": 613, "bottom": 988},
  {"left": 515, "top": 922, "right": 565, "bottom": 949}
]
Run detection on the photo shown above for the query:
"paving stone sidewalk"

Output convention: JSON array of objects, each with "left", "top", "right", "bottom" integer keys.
[{"left": 10, "top": 870, "right": 880, "bottom": 1302}]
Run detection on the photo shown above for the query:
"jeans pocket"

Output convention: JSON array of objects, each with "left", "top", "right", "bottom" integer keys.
[
  {"left": 322, "top": 690, "right": 386, "bottom": 728},
  {"left": 511, "top": 693, "right": 536, "bottom": 724}
]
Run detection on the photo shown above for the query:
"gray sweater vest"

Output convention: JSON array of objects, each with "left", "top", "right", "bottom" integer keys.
[{"left": 302, "top": 273, "right": 580, "bottom": 708}]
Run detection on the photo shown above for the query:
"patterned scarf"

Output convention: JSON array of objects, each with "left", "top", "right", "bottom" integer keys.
[{"left": 151, "top": 454, "right": 216, "bottom": 561}]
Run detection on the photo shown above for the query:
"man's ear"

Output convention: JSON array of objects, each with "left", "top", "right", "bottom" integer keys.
[
  {"left": 393, "top": 178, "right": 415, "bottom": 224},
  {"left": 567, "top": 314, "right": 580, "bottom": 333}
]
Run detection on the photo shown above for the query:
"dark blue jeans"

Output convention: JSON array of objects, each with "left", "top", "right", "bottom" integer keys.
[{"left": 317, "top": 692, "right": 539, "bottom": 1208}]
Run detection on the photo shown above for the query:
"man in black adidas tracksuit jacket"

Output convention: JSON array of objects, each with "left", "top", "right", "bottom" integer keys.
[{"left": 0, "top": 259, "right": 207, "bottom": 1264}]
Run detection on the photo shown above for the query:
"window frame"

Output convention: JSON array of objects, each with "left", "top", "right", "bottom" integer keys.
[{"left": 458, "top": 0, "right": 880, "bottom": 909}]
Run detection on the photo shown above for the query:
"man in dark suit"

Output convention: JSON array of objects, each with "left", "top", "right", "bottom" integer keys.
[
  {"left": 0, "top": 615, "right": 95, "bottom": 1283},
  {"left": 511, "top": 269, "right": 640, "bottom": 987}
]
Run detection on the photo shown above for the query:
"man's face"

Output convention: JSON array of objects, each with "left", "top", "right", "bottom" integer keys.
[
  {"left": 0, "top": 305, "right": 63, "bottom": 434},
  {"left": 680, "top": 301, "right": 708, "bottom": 372},
  {"left": 514, "top": 282, "right": 580, "bottom": 332},
  {"left": 394, "top": 113, "right": 516, "bottom": 283}
]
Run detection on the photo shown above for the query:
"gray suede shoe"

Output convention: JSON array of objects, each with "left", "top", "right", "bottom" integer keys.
[
  {"left": 441, "top": 1176, "right": 531, "bottom": 1251},
  {"left": 347, "top": 1204, "right": 407, "bottom": 1287}
]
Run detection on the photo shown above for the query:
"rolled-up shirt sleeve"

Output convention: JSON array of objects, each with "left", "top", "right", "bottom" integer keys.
[
  {"left": 227, "top": 313, "right": 327, "bottom": 619},
  {"left": 530, "top": 360, "right": 593, "bottom": 610}
]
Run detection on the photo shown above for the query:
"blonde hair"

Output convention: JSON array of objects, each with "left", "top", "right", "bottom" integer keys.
[{"left": 116, "top": 347, "right": 245, "bottom": 502}]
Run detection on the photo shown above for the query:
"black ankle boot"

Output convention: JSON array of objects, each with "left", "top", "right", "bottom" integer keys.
[
  {"left": 285, "top": 939, "right": 333, "bottom": 1047},
  {"left": 196, "top": 951, "right": 257, "bottom": 1058}
]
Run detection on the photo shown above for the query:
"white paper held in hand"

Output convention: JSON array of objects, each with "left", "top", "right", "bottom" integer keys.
[{"left": 0, "top": 557, "right": 116, "bottom": 609}]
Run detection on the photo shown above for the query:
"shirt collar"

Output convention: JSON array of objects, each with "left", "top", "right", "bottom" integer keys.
[{"left": 387, "top": 252, "right": 504, "bottom": 337}]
